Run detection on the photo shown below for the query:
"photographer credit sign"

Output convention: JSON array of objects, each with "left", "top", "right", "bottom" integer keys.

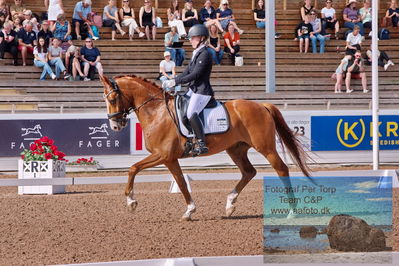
[{"left": 0, "top": 119, "right": 130, "bottom": 156}]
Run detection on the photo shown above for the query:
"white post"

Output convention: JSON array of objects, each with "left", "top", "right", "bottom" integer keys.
[
  {"left": 266, "top": 0, "right": 276, "bottom": 93},
  {"left": 371, "top": 0, "right": 379, "bottom": 170}
]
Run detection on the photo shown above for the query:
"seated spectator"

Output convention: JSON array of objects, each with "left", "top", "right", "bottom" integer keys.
[
  {"left": 80, "top": 37, "right": 103, "bottom": 81},
  {"left": 208, "top": 24, "right": 223, "bottom": 65},
  {"left": 216, "top": 0, "right": 243, "bottom": 34},
  {"left": 12, "top": 16, "right": 23, "bottom": 32},
  {"left": 345, "top": 50, "right": 368, "bottom": 93},
  {"left": 48, "top": 38, "right": 69, "bottom": 79},
  {"left": 103, "top": 0, "right": 125, "bottom": 41},
  {"left": 33, "top": 36, "right": 56, "bottom": 80},
  {"left": 182, "top": 0, "right": 199, "bottom": 28},
  {"left": 10, "top": 0, "right": 26, "bottom": 21},
  {"left": 119, "top": 0, "right": 145, "bottom": 40},
  {"left": 334, "top": 54, "right": 352, "bottom": 93},
  {"left": 0, "top": 0, "right": 10, "bottom": 22},
  {"left": 38, "top": 20, "right": 53, "bottom": 47},
  {"left": 22, "top": 10, "right": 39, "bottom": 34},
  {"left": 159, "top": 51, "right": 175, "bottom": 84},
  {"left": 365, "top": 45, "right": 395, "bottom": 71},
  {"left": 0, "top": 11, "right": 6, "bottom": 29},
  {"left": 0, "top": 21, "right": 18, "bottom": 65},
  {"left": 72, "top": 0, "right": 92, "bottom": 40},
  {"left": 343, "top": 0, "right": 364, "bottom": 36},
  {"left": 45, "top": 0, "right": 64, "bottom": 26},
  {"left": 321, "top": 0, "right": 340, "bottom": 39},
  {"left": 301, "top": 0, "right": 314, "bottom": 21},
  {"left": 359, "top": 0, "right": 371, "bottom": 29},
  {"left": 164, "top": 26, "right": 185, "bottom": 66},
  {"left": 253, "top": 0, "right": 265, "bottom": 29},
  {"left": 200, "top": 0, "right": 223, "bottom": 32},
  {"left": 309, "top": 11, "right": 326, "bottom": 54},
  {"left": 139, "top": 0, "right": 156, "bottom": 40},
  {"left": 223, "top": 23, "right": 240, "bottom": 65},
  {"left": 51, "top": 14, "right": 72, "bottom": 43},
  {"left": 384, "top": 0, "right": 399, "bottom": 27},
  {"left": 70, "top": 46, "right": 85, "bottom": 80},
  {"left": 167, "top": 0, "right": 187, "bottom": 38},
  {"left": 17, "top": 21, "right": 37, "bottom": 66},
  {"left": 297, "top": 15, "right": 312, "bottom": 53},
  {"left": 346, "top": 25, "right": 362, "bottom": 55}
]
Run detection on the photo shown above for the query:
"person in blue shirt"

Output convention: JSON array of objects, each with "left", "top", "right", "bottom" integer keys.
[
  {"left": 216, "top": 0, "right": 243, "bottom": 34},
  {"left": 72, "top": 0, "right": 92, "bottom": 40},
  {"left": 199, "top": 0, "right": 223, "bottom": 32},
  {"left": 164, "top": 26, "right": 185, "bottom": 66},
  {"left": 17, "top": 22, "right": 37, "bottom": 66},
  {"left": 80, "top": 37, "right": 103, "bottom": 81}
]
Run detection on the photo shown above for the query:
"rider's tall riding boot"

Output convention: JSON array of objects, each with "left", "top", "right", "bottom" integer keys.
[{"left": 189, "top": 113, "right": 208, "bottom": 155}]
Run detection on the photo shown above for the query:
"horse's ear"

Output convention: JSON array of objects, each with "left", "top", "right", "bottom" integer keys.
[{"left": 99, "top": 75, "right": 111, "bottom": 91}]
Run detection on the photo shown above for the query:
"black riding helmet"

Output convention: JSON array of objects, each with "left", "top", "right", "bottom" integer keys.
[{"left": 188, "top": 24, "right": 209, "bottom": 47}]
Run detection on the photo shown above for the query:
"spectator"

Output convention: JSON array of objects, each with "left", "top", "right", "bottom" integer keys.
[
  {"left": 80, "top": 37, "right": 103, "bottom": 81},
  {"left": 365, "top": 45, "right": 395, "bottom": 71},
  {"left": 309, "top": 10, "right": 325, "bottom": 54},
  {"left": 48, "top": 38, "right": 69, "bottom": 79},
  {"left": 103, "top": 0, "right": 125, "bottom": 41},
  {"left": 139, "top": 0, "right": 156, "bottom": 40},
  {"left": 17, "top": 21, "right": 37, "bottom": 66},
  {"left": 223, "top": 23, "right": 240, "bottom": 65},
  {"left": 216, "top": 0, "right": 243, "bottom": 34},
  {"left": 343, "top": 0, "right": 364, "bottom": 36},
  {"left": 33, "top": 36, "right": 56, "bottom": 80},
  {"left": 300, "top": 0, "right": 314, "bottom": 21},
  {"left": 346, "top": 25, "right": 362, "bottom": 55},
  {"left": 45, "top": 0, "right": 64, "bottom": 26},
  {"left": 164, "top": 26, "right": 185, "bottom": 66},
  {"left": 334, "top": 54, "right": 352, "bottom": 93},
  {"left": 253, "top": 0, "right": 265, "bottom": 28},
  {"left": 51, "top": 14, "right": 72, "bottom": 43},
  {"left": 321, "top": 0, "right": 340, "bottom": 39},
  {"left": 345, "top": 50, "right": 368, "bottom": 93},
  {"left": 22, "top": 10, "right": 39, "bottom": 34},
  {"left": 0, "top": 0, "right": 10, "bottom": 22},
  {"left": 182, "top": 0, "right": 199, "bottom": 28},
  {"left": 119, "top": 0, "right": 145, "bottom": 40},
  {"left": 159, "top": 51, "right": 176, "bottom": 83},
  {"left": 359, "top": 0, "right": 371, "bottom": 29},
  {"left": 70, "top": 46, "right": 85, "bottom": 80},
  {"left": 10, "top": 0, "right": 26, "bottom": 21},
  {"left": 167, "top": 0, "right": 187, "bottom": 38},
  {"left": 200, "top": 0, "right": 223, "bottom": 32},
  {"left": 0, "top": 11, "right": 5, "bottom": 29},
  {"left": 208, "top": 24, "right": 223, "bottom": 65},
  {"left": 12, "top": 16, "right": 22, "bottom": 32},
  {"left": 64, "top": 40, "right": 77, "bottom": 77},
  {"left": 0, "top": 21, "right": 18, "bottom": 65},
  {"left": 72, "top": 0, "right": 92, "bottom": 40},
  {"left": 38, "top": 20, "right": 53, "bottom": 47},
  {"left": 297, "top": 15, "right": 312, "bottom": 53},
  {"left": 384, "top": 0, "right": 399, "bottom": 27}
]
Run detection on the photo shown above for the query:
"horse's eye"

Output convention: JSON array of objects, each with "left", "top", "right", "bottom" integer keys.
[{"left": 109, "top": 99, "right": 116, "bottom": 105}]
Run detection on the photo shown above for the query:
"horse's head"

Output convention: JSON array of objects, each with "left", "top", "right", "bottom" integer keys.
[{"left": 100, "top": 75, "right": 130, "bottom": 131}]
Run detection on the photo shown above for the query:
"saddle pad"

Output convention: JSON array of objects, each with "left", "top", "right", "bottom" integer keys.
[{"left": 175, "top": 98, "right": 230, "bottom": 138}]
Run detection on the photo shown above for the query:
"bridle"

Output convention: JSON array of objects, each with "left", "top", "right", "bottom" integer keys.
[{"left": 103, "top": 78, "right": 163, "bottom": 122}]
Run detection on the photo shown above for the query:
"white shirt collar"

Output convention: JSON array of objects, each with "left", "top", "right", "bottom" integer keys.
[{"left": 191, "top": 43, "right": 206, "bottom": 61}]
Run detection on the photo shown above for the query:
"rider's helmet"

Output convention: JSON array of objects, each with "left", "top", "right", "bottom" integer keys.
[{"left": 188, "top": 24, "right": 209, "bottom": 45}]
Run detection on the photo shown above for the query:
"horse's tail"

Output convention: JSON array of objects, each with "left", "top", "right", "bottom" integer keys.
[{"left": 263, "top": 103, "right": 312, "bottom": 177}]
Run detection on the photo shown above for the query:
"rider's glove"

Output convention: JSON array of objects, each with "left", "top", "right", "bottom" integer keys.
[{"left": 162, "top": 79, "right": 176, "bottom": 90}]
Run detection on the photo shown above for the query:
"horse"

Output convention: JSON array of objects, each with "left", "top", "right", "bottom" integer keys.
[{"left": 99, "top": 74, "right": 311, "bottom": 221}]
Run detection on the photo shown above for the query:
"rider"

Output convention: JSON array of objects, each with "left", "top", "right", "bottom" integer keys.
[{"left": 162, "top": 24, "right": 214, "bottom": 155}]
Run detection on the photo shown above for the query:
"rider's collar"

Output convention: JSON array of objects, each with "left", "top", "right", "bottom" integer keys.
[{"left": 191, "top": 44, "right": 206, "bottom": 61}]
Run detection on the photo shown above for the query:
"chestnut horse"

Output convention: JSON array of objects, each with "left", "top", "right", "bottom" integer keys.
[{"left": 100, "top": 74, "right": 310, "bottom": 221}]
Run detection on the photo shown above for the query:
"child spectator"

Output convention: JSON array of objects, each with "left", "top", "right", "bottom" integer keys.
[
  {"left": 10, "top": 0, "right": 26, "bottom": 22},
  {"left": 159, "top": 51, "right": 176, "bottom": 83},
  {"left": 343, "top": 0, "right": 364, "bottom": 36},
  {"left": 139, "top": 0, "right": 156, "bottom": 40},
  {"left": 346, "top": 25, "right": 362, "bottom": 55},
  {"left": 359, "top": 0, "right": 372, "bottom": 29},
  {"left": 300, "top": 0, "right": 314, "bottom": 21},
  {"left": 309, "top": 11, "right": 326, "bottom": 54},
  {"left": 103, "top": 0, "right": 126, "bottom": 41},
  {"left": 164, "top": 26, "right": 185, "bottom": 66},
  {"left": 45, "top": 0, "right": 64, "bottom": 26},
  {"left": 182, "top": 0, "right": 199, "bottom": 28},
  {"left": 17, "top": 21, "right": 36, "bottom": 66},
  {"left": 223, "top": 23, "right": 240, "bottom": 65},
  {"left": 321, "top": 0, "right": 340, "bottom": 39},
  {"left": 384, "top": 0, "right": 399, "bottom": 27},
  {"left": 0, "top": 0, "right": 10, "bottom": 22},
  {"left": 333, "top": 54, "right": 352, "bottom": 93},
  {"left": 345, "top": 50, "right": 368, "bottom": 93},
  {"left": 70, "top": 46, "right": 84, "bottom": 80},
  {"left": 216, "top": 0, "right": 243, "bottom": 34},
  {"left": 51, "top": 14, "right": 72, "bottom": 43},
  {"left": 48, "top": 38, "right": 69, "bottom": 79},
  {"left": 33, "top": 36, "right": 56, "bottom": 80},
  {"left": 167, "top": 0, "right": 187, "bottom": 38},
  {"left": 72, "top": 0, "right": 92, "bottom": 40},
  {"left": 200, "top": 0, "right": 223, "bottom": 32},
  {"left": 208, "top": 24, "right": 223, "bottom": 65},
  {"left": 0, "top": 21, "right": 18, "bottom": 65},
  {"left": 365, "top": 45, "right": 395, "bottom": 71},
  {"left": 38, "top": 20, "right": 54, "bottom": 47},
  {"left": 119, "top": 0, "right": 145, "bottom": 40},
  {"left": 80, "top": 37, "right": 103, "bottom": 81},
  {"left": 297, "top": 15, "right": 312, "bottom": 53}
]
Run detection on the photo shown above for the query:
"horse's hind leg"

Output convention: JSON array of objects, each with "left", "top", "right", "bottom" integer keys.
[
  {"left": 164, "top": 160, "right": 195, "bottom": 221},
  {"left": 225, "top": 142, "right": 257, "bottom": 217}
]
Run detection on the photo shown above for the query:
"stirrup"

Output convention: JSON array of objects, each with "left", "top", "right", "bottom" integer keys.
[{"left": 193, "top": 141, "right": 208, "bottom": 156}]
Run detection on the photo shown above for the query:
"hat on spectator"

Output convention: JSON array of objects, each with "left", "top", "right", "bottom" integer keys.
[
  {"left": 346, "top": 0, "right": 357, "bottom": 7},
  {"left": 164, "top": 51, "right": 171, "bottom": 57},
  {"left": 23, "top": 10, "right": 32, "bottom": 16}
]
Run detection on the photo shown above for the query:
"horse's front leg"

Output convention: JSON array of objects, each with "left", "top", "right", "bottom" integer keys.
[{"left": 125, "top": 153, "right": 163, "bottom": 212}]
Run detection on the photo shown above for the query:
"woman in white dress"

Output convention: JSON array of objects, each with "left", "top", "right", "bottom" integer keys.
[
  {"left": 167, "top": 0, "right": 186, "bottom": 38},
  {"left": 45, "top": 0, "right": 64, "bottom": 26}
]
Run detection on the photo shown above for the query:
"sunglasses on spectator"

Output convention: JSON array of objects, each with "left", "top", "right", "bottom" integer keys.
[
  {"left": 223, "top": 4, "right": 228, "bottom": 5},
  {"left": 86, "top": 41, "right": 92, "bottom": 43}
]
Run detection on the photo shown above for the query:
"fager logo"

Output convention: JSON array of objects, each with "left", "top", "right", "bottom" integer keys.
[
  {"left": 78, "top": 122, "right": 119, "bottom": 148},
  {"left": 21, "top": 124, "right": 43, "bottom": 139}
]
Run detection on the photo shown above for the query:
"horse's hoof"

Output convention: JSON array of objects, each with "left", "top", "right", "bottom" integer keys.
[
  {"left": 127, "top": 200, "right": 138, "bottom": 213},
  {"left": 180, "top": 215, "right": 192, "bottom": 222},
  {"left": 225, "top": 206, "right": 236, "bottom": 217}
]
